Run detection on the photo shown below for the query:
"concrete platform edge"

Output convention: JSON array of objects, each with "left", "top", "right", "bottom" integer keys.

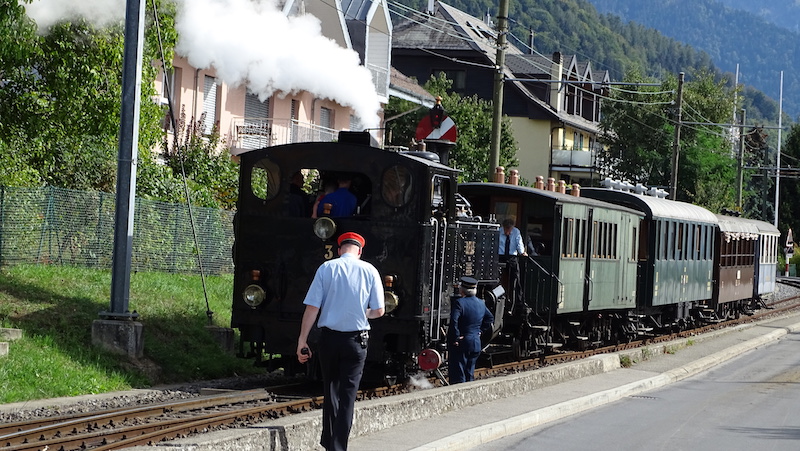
[
  {"left": 132, "top": 354, "right": 620, "bottom": 451},
  {"left": 410, "top": 319, "right": 800, "bottom": 451}
]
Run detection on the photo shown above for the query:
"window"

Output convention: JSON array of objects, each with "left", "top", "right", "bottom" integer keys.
[
  {"left": 433, "top": 70, "right": 466, "bottom": 90},
  {"left": 242, "top": 92, "right": 271, "bottom": 148},
  {"left": 320, "top": 107, "right": 333, "bottom": 129},
  {"left": 203, "top": 75, "right": 218, "bottom": 135},
  {"left": 563, "top": 218, "right": 575, "bottom": 257},
  {"left": 432, "top": 175, "right": 450, "bottom": 215},
  {"left": 350, "top": 114, "right": 363, "bottom": 131},
  {"left": 290, "top": 99, "right": 299, "bottom": 143},
  {"left": 251, "top": 158, "right": 280, "bottom": 201},
  {"left": 382, "top": 165, "right": 412, "bottom": 207},
  {"left": 319, "top": 107, "right": 334, "bottom": 141},
  {"left": 161, "top": 67, "right": 181, "bottom": 131}
]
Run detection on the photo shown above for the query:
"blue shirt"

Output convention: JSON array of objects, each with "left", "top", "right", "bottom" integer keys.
[
  {"left": 317, "top": 187, "right": 357, "bottom": 217},
  {"left": 303, "top": 253, "right": 384, "bottom": 332},
  {"left": 499, "top": 227, "right": 525, "bottom": 255}
]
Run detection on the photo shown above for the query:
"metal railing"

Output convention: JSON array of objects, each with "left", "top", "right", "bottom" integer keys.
[
  {"left": 551, "top": 146, "right": 598, "bottom": 168},
  {"left": 228, "top": 118, "right": 339, "bottom": 151}
]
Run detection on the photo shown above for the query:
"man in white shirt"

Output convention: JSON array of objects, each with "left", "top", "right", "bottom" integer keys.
[{"left": 498, "top": 219, "right": 526, "bottom": 310}]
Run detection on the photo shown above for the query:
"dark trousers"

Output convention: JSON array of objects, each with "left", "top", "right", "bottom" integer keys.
[
  {"left": 318, "top": 328, "right": 368, "bottom": 451},
  {"left": 448, "top": 347, "right": 480, "bottom": 384},
  {"left": 501, "top": 255, "right": 523, "bottom": 309}
]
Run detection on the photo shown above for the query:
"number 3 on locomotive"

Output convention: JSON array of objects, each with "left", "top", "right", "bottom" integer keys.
[{"left": 324, "top": 244, "right": 334, "bottom": 260}]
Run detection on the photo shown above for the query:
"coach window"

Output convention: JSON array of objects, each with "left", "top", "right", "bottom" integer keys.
[
  {"left": 251, "top": 158, "right": 280, "bottom": 201},
  {"left": 611, "top": 223, "right": 618, "bottom": 259},
  {"left": 382, "top": 165, "right": 412, "bottom": 207}
]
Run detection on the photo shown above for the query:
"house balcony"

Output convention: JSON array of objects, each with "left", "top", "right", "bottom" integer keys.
[
  {"left": 228, "top": 118, "right": 339, "bottom": 154},
  {"left": 550, "top": 146, "right": 598, "bottom": 173}
]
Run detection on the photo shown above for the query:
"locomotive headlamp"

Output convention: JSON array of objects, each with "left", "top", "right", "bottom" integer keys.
[
  {"left": 313, "top": 217, "right": 337, "bottom": 240},
  {"left": 242, "top": 284, "right": 266, "bottom": 308},
  {"left": 383, "top": 275, "right": 398, "bottom": 313},
  {"left": 384, "top": 291, "right": 399, "bottom": 313}
]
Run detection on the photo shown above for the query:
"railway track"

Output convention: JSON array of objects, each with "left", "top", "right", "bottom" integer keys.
[{"left": 4, "top": 287, "right": 799, "bottom": 451}]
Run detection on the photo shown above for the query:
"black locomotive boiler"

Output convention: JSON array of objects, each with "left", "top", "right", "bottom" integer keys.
[{"left": 230, "top": 132, "right": 505, "bottom": 381}]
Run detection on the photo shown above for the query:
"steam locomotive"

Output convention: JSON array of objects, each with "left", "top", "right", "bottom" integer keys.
[{"left": 230, "top": 131, "right": 780, "bottom": 381}]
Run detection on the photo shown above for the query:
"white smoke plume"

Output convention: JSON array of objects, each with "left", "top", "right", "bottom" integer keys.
[
  {"left": 407, "top": 372, "right": 434, "bottom": 390},
  {"left": 175, "top": 0, "right": 380, "bottom": 128},
  {"left": 23, "top": 0, "right": 125, "bottom": 30},
  {"left": 22, "top": 0, "right": 382, "bottom": 128}
]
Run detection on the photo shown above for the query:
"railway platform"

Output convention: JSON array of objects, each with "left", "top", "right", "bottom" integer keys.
[{"left": 116, "top": 311, "right": 800, "bottom": 451}]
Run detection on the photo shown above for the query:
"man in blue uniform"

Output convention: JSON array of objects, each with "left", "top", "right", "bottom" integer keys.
[
  {"left": 296, "top": 232, "right": 385, "bottom": 451},
  {"left": 317, "top": 175, "right": 357, "bottom": 217},
  {"left": 448, "top": 276, "right": 494, "bottom": 384}
]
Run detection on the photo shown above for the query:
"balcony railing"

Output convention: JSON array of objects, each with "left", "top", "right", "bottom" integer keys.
[
  {"left": 551, "top": 147, "right": 598, "bottom": 168},
  {"left": 229, "top": 118, "right": 339, "bottom": 152},
  {"left": 368, "top": 63, "right": 389, "bottom": 98}
]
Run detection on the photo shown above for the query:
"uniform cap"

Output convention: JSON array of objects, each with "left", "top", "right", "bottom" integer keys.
[
  {"left": 460, "top": 276, "right": 478, "bottom": 289},
  {"left": 338, "top": 232, "right": 365, "bottom": 248}
]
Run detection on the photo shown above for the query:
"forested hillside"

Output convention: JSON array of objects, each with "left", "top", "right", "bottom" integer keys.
[
  {"left": 394, "top": 0, "right": 785, "bottom": 124},
  {"left": 588, "top": 0, "right": 799, "bottom": 120},
  {"left": 715, "top": 0, "right": 800, "bottom": 33}
]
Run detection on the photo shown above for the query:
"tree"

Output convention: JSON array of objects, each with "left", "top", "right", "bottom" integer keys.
[
  {"left": 0, "top": 1, "right": 240, "bottom": 208},
  {"left": 384, "top": 73, "right": 519, "bottom": 182},
  {"left": 0, "top": 4, "right": 168, "bottom": 192},
  {"left": 598, "top": 69, "right": 739, "bottom": 211},
  {"left": 779, "top": 124, "right": 800, "bottom": 234}
]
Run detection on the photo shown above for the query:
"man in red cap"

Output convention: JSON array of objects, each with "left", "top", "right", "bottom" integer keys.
[{"left": 296, "top": 231, "right": 384, "bottom": 451}]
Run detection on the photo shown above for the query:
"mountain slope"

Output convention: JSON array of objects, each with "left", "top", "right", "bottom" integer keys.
[{"left": 587, "top": 0, "right": 799, "bottom": 118}]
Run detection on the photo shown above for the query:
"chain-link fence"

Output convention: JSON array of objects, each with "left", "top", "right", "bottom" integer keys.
[{"left": 0, "top": 186, "right": 234, "bottom": 274}]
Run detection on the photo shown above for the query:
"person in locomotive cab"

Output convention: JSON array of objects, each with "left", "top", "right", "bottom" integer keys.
[
  {"left": 287, "top": 171, "right": 314, "bottom": 217},
  {"left": 316, "top": 174, "right": 357, "bottom": 217},
  {"left": 499, "top": 218, "right": 527, "bottom": 309},
  {"left": 296, "top": 232, "right": 385, "bottom": 451},
  {"left": 448, "top": 276, "right": 494, "bottom": 384}
]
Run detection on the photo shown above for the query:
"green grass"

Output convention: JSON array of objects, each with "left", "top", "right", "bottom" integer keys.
[{"left": 0, "top": 264, "right": 263, "bottom": 404}]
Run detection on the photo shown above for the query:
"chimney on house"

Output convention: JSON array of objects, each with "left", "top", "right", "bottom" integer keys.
[
  {"left": 529, "top": 28, "right": 534, "bottom": 54},
  {"left": 427, "top": 0, "right": 435, "bottom": 15},
  {"left": 549, "top": 52, "right": 563, "bottom": 111}
]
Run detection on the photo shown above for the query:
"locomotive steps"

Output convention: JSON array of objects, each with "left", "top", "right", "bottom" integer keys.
[{"left": 125, "top": 311, "right": 800, "bottom": 451}]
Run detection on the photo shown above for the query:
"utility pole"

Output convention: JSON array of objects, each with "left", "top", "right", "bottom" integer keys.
[
  {"left": 489, "top": 0, "right": 509, "bottom": 180},
  {"left": 92, "top": 0, "right": 145, "bottom": 359},
  {"left": 669, "top": 72, "right": 684, "bottom": 200},
  {"left": 774, "top": 71, "right": 783, "bottom": 227},
  {"left": 737, "top": 109, "right": 746, "bottom": 208}
]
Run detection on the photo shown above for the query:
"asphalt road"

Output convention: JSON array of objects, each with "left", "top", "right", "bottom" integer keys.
[{"left": 480, "top": 331, "right": 800, "bottom": 451}]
